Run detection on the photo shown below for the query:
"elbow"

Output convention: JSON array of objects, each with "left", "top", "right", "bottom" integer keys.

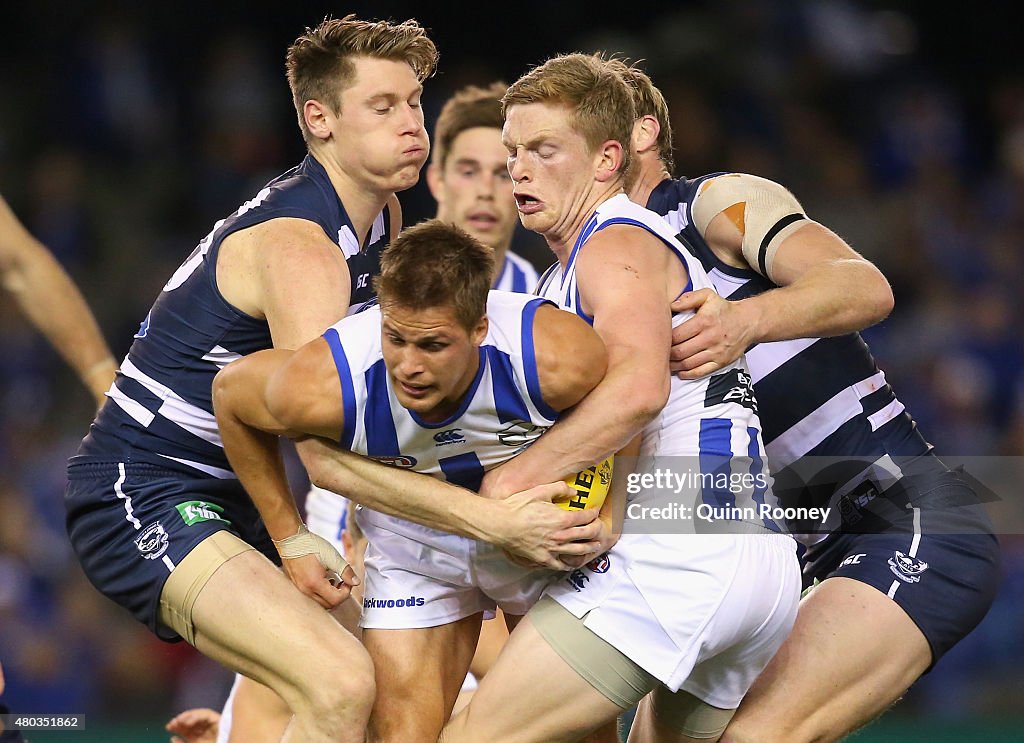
[
  {"left": 299, "top": 444, "right": 333, "bottom": 491},
  {"left": 876, "top": 282, "right": 895, "bottom": 323},
  {"left": 211, "top": 366, "right": 235, "bottom": 420},
  {"left": 866, "top": 271, "right": 895, "bottom": 325},
  {"left": 631, "top": 376, "right": 670, "bottom": 426}
]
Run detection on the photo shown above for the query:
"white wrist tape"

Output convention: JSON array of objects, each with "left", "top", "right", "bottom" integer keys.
[{"left": 273, "top": 524, "right": 349, "bottom": 582}]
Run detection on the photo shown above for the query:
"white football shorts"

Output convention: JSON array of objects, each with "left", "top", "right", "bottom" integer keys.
[
  {"left": 356, "top": 506, "right": 557, "bottom": 629},
  {"left": 545, "top": 531, "right": 800, "bottom": 709}
]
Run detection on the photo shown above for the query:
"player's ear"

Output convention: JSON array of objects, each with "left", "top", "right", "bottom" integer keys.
[
  {"left": 633, "top": 115, "right": 660, "bottom": 154},
  {"left": 304, "top": 99, "right": 333, "bottom": 142},
  {"left": 471, "top": 315, "right": 488, "bottom": 346},
  {"left": 426, "top": 162, "right": 444, "bottom": 204},
  {"left": 595, "top": 139, "right": 625, "bottom": 183}
]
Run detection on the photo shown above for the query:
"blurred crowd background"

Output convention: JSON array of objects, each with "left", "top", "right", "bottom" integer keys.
[{"left": 1, "top": 1, "right": 1022, "bottom": 739}]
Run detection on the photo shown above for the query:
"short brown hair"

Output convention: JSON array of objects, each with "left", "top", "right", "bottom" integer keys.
[
  {"left": 285, "top": 14, "right": 439, "bottom": 143},
  {"left": 604, "top": 58, "right": 675, "bottom": 174},
  {"left": 502, "top": 53, "right": 635, "bottom": 176},
  {"left": 375, "top": 220, "right": 493, "bottom": 331},
  {"left": 432, "top": 81, "right": 508, "bottom": 170}
]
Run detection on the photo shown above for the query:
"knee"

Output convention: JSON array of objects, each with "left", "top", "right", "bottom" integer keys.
[{"left": 292, "top": 637, "right": 376, "bottom": 721}]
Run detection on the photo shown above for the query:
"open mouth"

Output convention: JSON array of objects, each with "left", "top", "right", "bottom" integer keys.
[{"left": 515, "top": 193, "right": 542, "bottom": 213}]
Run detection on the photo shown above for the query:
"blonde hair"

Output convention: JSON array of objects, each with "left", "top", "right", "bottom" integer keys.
[
  {"left": 604, "top": 58, "right": 675, "bottom": 173},
  {"left": 503, "top": 53, "right": 635, "bottom": 175}
]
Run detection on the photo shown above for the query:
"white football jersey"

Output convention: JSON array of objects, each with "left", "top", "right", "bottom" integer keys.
[
  {"left": 322, "top": 291, "right": 558, "bottom": 495},
  {"left": 537, "top": 194, "right": 779, "bottom": 528}
]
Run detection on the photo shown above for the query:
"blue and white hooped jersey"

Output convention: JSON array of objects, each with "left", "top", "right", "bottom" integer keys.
[
  {"left": 77, "top": 155, "right": 391, "bottom": 478},
  {"left": 493, "top": 250, "right": 540, "bottom": 294},
  {"left": 322, "top": 291, "right": 558, "bottom": 494},
  {"left": 647, "top": 176, "right": 932, "bottom": 535},
  {"left": 537, "top": 194, "right": 778, "bottom": 530}
]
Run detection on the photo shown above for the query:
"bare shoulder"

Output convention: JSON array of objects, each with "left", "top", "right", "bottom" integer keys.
[
  {"left": 217, "top": 217, "right": 352, "bottom": 341},
  {"left": 266, "top": 336, "right": 344, "bottom": 438}
]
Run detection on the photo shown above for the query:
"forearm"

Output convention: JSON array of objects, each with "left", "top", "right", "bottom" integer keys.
[
  {"left": 297, "top": 438, "right": 504, "bottom": 542},
  {"left": 213, "top": 360, "right": 303, "bottom": 540},
  {"left": 487, "top": 364, "right": 662, "bottom": 493},
  {"left": 741, "top": 259, "right": 893, "bottom": 342},
  {"left": 4, "top": 244, "right": 115, "bottom": 400},
  {"left": 227, "top": 417, "right": 303, "bottom": 541}
]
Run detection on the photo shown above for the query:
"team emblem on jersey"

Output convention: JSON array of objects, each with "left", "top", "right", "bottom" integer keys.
[
  {"left": 888, "top": 551, "right": 929, "bottom": 583},
  {"left": 433, "top": 429, "right": 465, "bottom": 446},
  {"left": 704, "top": 368, "right": 758, "bottom": 412},
  {"left": 369, "top": 455, "right": 418, "bottom": 468},
  {"left": 175, "top": 500, "right": 231, "bottom": 527},
  {"left": 135, "top": 522, "right": 169, "bottom": 560},
  {"left": 586, "top": 554, "right": 611, "bottom": 574},
  {"left": 497, "top": 420, "right": 544, "bottom": 448}
]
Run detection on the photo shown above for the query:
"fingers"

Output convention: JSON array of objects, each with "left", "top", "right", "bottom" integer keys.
[
  {"left": 559, "top": 505, "right": 601, "bottom": 526},
  {"left": 340, "top": 563, "right": 360, "bottom": 588},
  {"left": 669, "top": 287, "right": 714, "bottom": 313},
  {"left": 675, "top": 361, "right": 721, "bottom": 380},
  {"left": 519, "top": 480, "right": 576, "bottom": 503},
  {"left": 669, "top": 337, "right": 706, "bottom": 364},
  {"left": 312, "top": 581, "right": 351, "bottom": 609},
  {"left": 285, "top": 555, "right": 352, "bottom": 609}
]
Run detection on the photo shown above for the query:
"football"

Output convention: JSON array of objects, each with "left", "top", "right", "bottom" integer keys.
[{"left": 556, "top": 456, "right": 613, "bottom": 511}]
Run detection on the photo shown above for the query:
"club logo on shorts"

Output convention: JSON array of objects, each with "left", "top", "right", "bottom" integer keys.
[
  {"left": 135, "top": 522, "right": 169, "bottom": 560},
  {"left": 888, "top": 551, "right": 929, "bottom": 583},
  {"left": 175, "top": 500, "right": 231, "bottom": 527},
  {"left": 586, "top": 554, "right": 611, "bottom": 573}
]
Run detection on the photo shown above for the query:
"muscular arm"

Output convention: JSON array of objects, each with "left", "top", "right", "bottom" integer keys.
[
  {"left": 670, "top": 175, "right": 894, "bottom": 377},
  {"left": 533, "top": 303, "right": 607, "bottom": 411},
  {"left": 213, "top": 348, "right": 316, "bottom": 542},
  {"left": 0, "top": 195, "right": 116, "bottom": 406},
  {"left": 214, "top": 338, "right": 603, "bottom": 569},
  {"left": 297, "top": 440, "right": 599, "bottom": 566},
  {"left": 482, "top": 226, "right": 675, "bottom": 495}
]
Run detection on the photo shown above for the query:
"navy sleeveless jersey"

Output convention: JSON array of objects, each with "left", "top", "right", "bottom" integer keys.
[
  {"left": 647, "top": 176, "right": 932, "bottom": 517},
  {"left": 77, "top": 155, "right": 391, "bottom": 477}
]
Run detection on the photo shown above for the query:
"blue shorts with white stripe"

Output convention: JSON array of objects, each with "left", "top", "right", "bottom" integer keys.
[
  {"left": 801, "top": 468, "right": 1000, "bottom": 666},
  {"left": 65, "top": 459, "right": 277, "bottom": 642}
]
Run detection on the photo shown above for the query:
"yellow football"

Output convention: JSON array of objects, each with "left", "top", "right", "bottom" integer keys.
[{"left": 556, "top": 456, "right": 613, "bottom": 511}]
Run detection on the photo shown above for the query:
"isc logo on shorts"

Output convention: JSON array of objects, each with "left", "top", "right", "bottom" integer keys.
[{"left": 363, "top": 596, "right": 426, "bottom": 609}]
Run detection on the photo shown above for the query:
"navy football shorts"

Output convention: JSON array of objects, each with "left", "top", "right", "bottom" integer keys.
[
  {"left": 66, "top": 459, "right": 277, "bottom": 642},
  {"left": 801, "top": 467, "right": 1001, "bottom": 665}
]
